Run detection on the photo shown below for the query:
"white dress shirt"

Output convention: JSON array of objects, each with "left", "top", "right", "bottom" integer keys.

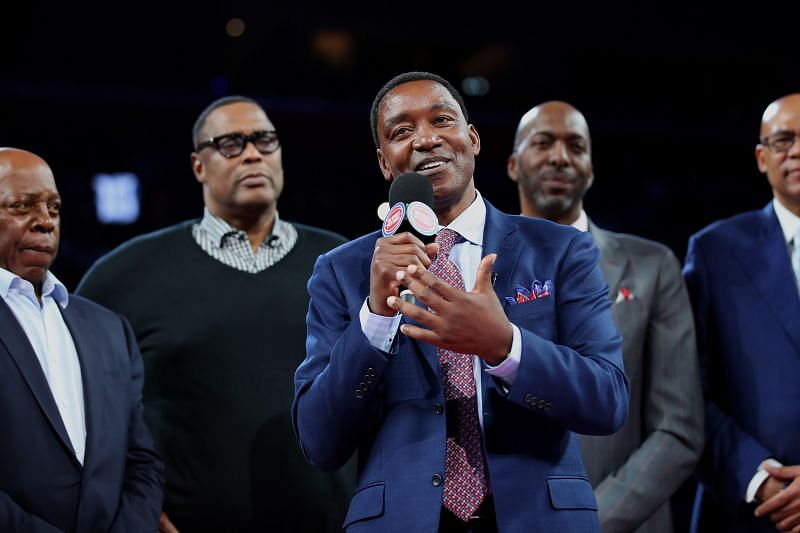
[
  {"left": 0, "top": 267, "right": 86, "bottom": 464},
  {"left": 359, "top": 190, "right": 523, "bottom": 426},
  {"left": 774, "top": 198, "right": 800, "bottom": 293}
]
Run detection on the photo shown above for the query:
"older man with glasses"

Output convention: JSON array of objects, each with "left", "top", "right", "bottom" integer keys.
[
  {"left": 77, "top": 96, "right": 353, "bottom": 532},
  {"left": 683, "top": 93, "right": 800, "bottom": 533}
]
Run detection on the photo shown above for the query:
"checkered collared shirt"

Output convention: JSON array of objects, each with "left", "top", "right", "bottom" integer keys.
[{"left": 191, "top": 208, "right": 298, "bottom": 273}]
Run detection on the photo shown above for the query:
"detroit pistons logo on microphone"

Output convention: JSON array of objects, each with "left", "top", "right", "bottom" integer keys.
[
  {"left": 407, "top": 201, "right": 437, "bottom": 238},
  {"left": 382, "top": 202, "right": 406, "bottom": 237}
]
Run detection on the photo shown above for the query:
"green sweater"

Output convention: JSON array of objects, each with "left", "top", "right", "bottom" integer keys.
[{"left": 77, "top": 220, "right": 353, "bottom": 532}]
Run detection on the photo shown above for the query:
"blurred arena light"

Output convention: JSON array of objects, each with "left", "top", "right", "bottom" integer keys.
[
  {"left": 92, "top": 172, "right": 140, "bottom": 225},
  {"left": 462, "top": 76, "right": 490, "bottom": 97}
]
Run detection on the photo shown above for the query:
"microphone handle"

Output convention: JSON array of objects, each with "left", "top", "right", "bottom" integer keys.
[{"left": 399, "top": 285, "right": 416, "bottom": 305}]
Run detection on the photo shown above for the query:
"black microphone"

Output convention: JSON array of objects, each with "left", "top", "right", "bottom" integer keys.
[
  {"left": 381, "top": 173, "right": 439, "bottom": 305},
  {"left": 383, "top": 172, "right": 437, "bottom": 241}
]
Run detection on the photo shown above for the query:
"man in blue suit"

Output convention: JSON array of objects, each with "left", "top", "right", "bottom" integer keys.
[
  {"left": 684, "top": 93, "right": 800, "bottom": 532},
  {"left": 292, "top": 72, "right": 629, "bottom": 532},
  {"left": 0, "top": 147, "right": 164, "bottom": 532}
]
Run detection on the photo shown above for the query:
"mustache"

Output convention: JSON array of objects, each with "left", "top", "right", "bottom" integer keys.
[{"left": 537, "top": 169, "right": 578, "bottom": 182}]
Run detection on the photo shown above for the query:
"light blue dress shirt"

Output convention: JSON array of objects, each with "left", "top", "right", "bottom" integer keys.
[{"left": 0, "top": 267, "right": 86, "bottom": 464}]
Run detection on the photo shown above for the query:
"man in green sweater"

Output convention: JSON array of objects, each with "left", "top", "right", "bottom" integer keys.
[{"left": 77, "top": 96, "right": 352, "bottom": 532}]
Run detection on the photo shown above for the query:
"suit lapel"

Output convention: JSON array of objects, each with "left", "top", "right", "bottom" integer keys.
[
  {"left": 483, "top": 200, "right": 522, "bottom": 310},
  {"left": 734, "top": 204, "right": 800, "bottom": 353},
  {"left": 589, "top": 222, "right": 629, "bottom": 300},
  {"left": 0, "top": 298, "right": 78, "bottom": 462},
  {"left": 60, "top": 302, "right": 104, "bottom": 471}
]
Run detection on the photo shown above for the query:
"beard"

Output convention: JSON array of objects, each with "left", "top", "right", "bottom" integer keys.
[{"left": 520, "top": 169, "right": 589, "bottom": 219}]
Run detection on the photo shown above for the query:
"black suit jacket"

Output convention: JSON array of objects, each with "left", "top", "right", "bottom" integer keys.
[{"left": 0, "top": 293, "right": 164, "bottom": 532}]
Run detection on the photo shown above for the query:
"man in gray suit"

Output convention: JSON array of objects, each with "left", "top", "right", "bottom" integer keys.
[{"left": 507, "top": 101, "right": 704, "bottom": 532}]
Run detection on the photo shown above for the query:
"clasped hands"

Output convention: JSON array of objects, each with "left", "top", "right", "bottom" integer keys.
[
  {"left": 369, "top": 232, "right": 512, "bottom": 366},
  {"left": 754, "top": 463, "right": 800, "bottom": 532}
]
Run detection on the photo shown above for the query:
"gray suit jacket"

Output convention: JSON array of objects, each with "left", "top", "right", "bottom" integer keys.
[{"left": 580, "top": 222, "right": 704, "bottom": 533}]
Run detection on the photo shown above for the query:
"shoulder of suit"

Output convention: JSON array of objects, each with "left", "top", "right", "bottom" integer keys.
[
  {"left": 594, "top": 228, "right": 675, "bottom": 261},
  {"left": 690, "top": 208, "right": 766, "bottom": 245},
  {"left": 66, "top": 293, "right": 121, "bottom": 321},
  {"left": 321, "top": 229, "right": 381, "bottom": 262},
  {"left": 512, "top": 213, "right": 583, "bottom": 241}
]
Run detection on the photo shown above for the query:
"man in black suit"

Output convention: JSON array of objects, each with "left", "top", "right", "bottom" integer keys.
[{"left": 0, "top": 147, "right": 164, "bottom": 532}]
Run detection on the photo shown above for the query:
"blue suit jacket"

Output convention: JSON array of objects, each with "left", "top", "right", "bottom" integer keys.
[
  {"left": 684, "top": 203, "right": 800, "bottom": 532},
  {"left": 0, "top": 294, "right": 164, "bottom": 532},
  {"left": 292, "top": 200, "right": 629, "bottom": 532}
]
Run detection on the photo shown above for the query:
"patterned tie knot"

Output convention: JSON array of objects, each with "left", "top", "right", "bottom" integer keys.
[{"left": 435, "top": 228, "right": 460, "bottom": 258}]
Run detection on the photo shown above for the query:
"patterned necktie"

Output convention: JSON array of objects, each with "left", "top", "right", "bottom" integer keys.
[
  {"left": 428, "top": 228, "right": 488, "bottom": 522},
  {"left": 792, "top": 229, "right": 800, "bottom": 293}
]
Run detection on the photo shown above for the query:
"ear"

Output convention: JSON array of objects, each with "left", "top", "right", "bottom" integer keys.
[
  {"left": 468, "top": 124, "right": 481, "bottom": 157},
  {"left": 376, "top": 148, "right": 394, "bottom": 182},
  {"left": 191, "top": 153, "right": 205, "bottom": 184},
  {"left": 755, "top": 144, "right": 768, "bottom": 174},
  {"left": 507, "top": 153, "right": 519, "bottom": 183}
]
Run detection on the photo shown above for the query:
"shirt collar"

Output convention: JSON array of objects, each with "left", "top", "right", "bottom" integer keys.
[
  {"left": 198, "top": 207, "right": 289, "bottom": 248},
  {"left": 570, "top": 209, "right": 590, "bottom": 232},
  {"left": 773, "top": 198, "right": 800, "bottom": 245},
  {"left": 442, "top": 189, "right": 485, "bottom": 246},
  {"left": 0, "top": 267, "right": 69, "bottom": 308}
]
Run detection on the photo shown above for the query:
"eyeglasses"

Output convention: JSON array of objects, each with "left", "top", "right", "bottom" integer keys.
[
  {"left": 760, "top": 131, "right": 800, "bottom": 153},
  {"left": 196, "top": 130, "right": 280, "bottom": 158}
]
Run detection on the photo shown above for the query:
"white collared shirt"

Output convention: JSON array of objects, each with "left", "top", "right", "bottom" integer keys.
[
  {"left": 773, "top": 198, "right": 800, "bottom": 248},
  {"left": 359, "top": 190, "right": 522, "bottom": 426},
  {"left": 192, "top": 208, "right": 298, "bottom": 273},
  {"left": 0, "top": 267, "right": 86, "bottom": 464},
  {"left": 570, "top": 209, "right": 589, "bottom": 232}
]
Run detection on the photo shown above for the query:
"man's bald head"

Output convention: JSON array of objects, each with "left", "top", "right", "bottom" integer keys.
[
  {"left": 755, "top": 93, "right": 800, "bottom": 216},
  {"left": 0, "top": 148, "right": 52, "bottom": 176},
  {"left": 513, "top": 101, "right": 591, "bottom": 152},
  {"left": 0, "top": 148, "right": 61, "bottom": 298},
  {"left": 508, "top": 101, "right": 594, "bottom": 225},
  {"left": 760, "top": 93, "right": 800, "bottom": 138}
]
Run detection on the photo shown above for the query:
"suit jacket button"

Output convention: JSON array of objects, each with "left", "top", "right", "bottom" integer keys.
[
  {"left": 538, "top": 399, "right": 546, "bottom": 409},
  {"left": 366, "top": 367, "right": 377, "bottom": 377},
  {"left": 365, "top": 374, "right": 374, "bottom": 384},
  {"left": 355, "top": 389, "right": 365, "bottom": 399},
  {"left": 359, "top": 381, "right": 368, "bottom": 390},
  {"left": 434, "top": 403, "right": 444, "bottom": 415},
  {"left": 432, "top": 474, "right": 443, "bottom": 486},
  {"left": 524, "top": 393, "right": 533, "bottom": 404},
  {"left": 544, "top": 402, "right": 551, "bottom": 411}
]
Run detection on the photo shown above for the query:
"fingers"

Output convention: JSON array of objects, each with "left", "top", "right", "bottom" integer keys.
[
  {"left": 424, "top": 242, "right": 439, "bottom": 264},
  {"left": 398, "top": 264, "right": 460, "bottom": 307},
  {"left": 399, "top": 322, "right": 442, "bottom": 345},
  {"left": 473, "top": 253, "right": 497, "bottom": 293},
  {"left": 776, "top": 508, "right": 800, "bottom": 531},
  {"left": 370, "top": 233, "right": 435, "bottom": 316},
  {"left": 386, "top": 295, "right": 439, "bottom": 330},
  {"left": 756, "top": 492, "right": 786, "bottom": 517},
  {"left": 766, "top": 464, "right": 800, "bottom": 481},
  {"left": 159, "top": 512, "right": 180, "bottom": 533}
]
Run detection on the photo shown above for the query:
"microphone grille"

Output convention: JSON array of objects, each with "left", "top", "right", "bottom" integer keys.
[{"left": 388, "top": 172, "right": 434, "bottom": 208}]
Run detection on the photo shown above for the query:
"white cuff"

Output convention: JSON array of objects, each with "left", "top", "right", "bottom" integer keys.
[
  {"left": 359, "top": 298, "right": 402, "bottom": 353},
  {"left": 484, "top": 324, "right": 522, "bottom": 386},
  {"left": 745, "top": 458, "right": 784, "bottom": 503}
]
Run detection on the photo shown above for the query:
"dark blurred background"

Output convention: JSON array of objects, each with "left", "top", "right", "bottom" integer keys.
[{"left": 2, "top": 3, "right": 797, "bottom": 290}]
